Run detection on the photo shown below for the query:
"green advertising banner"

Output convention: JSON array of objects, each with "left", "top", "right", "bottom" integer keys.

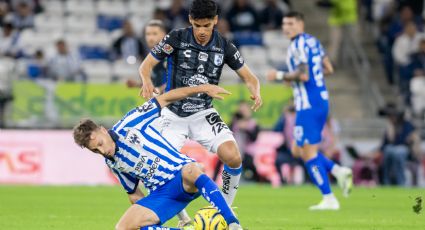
[{"left": 11, "top": 81, "right": 292, "bottom": 128}]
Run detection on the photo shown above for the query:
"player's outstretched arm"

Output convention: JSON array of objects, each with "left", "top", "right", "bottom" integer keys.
[
  {"left": 267, "top": 64, "right": 309, "bottom": 83},
  {"left": 155, "top": 84, "right": 231, "bottom": 108},
  {"left": 235, "top": 64, "right": 262, "bottom": 111},
  {"left": 322, "top": 56, "right": 334, "bottom": 75},
  {"left": 138, "top": 54, "right": 161, "bottom": 99}
]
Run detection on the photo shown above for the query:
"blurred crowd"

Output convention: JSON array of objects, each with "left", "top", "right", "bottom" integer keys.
[{"left": 365, "top": 0, "right": 425, "bottom": 119}]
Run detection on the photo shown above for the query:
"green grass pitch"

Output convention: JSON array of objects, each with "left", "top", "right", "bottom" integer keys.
[{"left": 0, "top": 185, "right": 423, "bottom": 229}]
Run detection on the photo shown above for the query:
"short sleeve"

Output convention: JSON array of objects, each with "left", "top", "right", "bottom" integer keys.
[
  {"left": 150, "top": 30, "right": 179, "bottom": 60},
  {"left": 318, "top": 42, "right": 326, "bottom": 58},
  {"left": 224, "top": 40, "right": 244, "bottom": 70},
  {"left": 111, "top": 168, "right": 140, "bottom": 194},
  {"left": 295, "top": 36, "right": 308, "bottom": 64},
  {"left": 112, "top": 98, "right": 161, "bottom": 135}
]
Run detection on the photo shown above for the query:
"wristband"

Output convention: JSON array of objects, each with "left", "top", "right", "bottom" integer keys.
[{"left": 276, "top": 71, "right": 285, "bottom": 81}]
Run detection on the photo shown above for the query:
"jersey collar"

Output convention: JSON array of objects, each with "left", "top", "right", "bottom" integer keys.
[
  {"left": 291, "top": 32, "right": 304, "bottom": 41},
  {"left": 107, "top": 129, "right": 120, "bottom": 160}
]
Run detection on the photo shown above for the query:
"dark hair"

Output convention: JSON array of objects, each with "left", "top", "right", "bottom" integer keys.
[
  {"left": 145, "top": 19, "right": 167, "bottom": 33},
  {"left": 284, "top": 11, "right": 304, "bottom": 21},
  {"left": 189, "top": 0, "right": 218, "bottom": 19},
  {"left": 73, "top": 119, "right": 100, "bottom": 148}
]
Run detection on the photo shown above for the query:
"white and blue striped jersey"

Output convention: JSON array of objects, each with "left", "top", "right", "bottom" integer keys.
[
  {"left": 286, "top": 33, "right": 329, "bottom": 112},
  {"left": 106, "top": 98, "right": 194, "bottom": 193}
]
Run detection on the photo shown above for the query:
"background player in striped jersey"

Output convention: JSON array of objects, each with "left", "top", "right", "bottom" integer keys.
[
  {"left": 73, "top": 84, "right": 243, "bottom": 230},
  {"left": 267, "top": 12, "right": 353, "bottom": 210},
  {"left": 138, "top": 1, "right": 262, "bottom": 223}
]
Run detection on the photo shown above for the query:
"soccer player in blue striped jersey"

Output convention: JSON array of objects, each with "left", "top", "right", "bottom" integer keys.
[
  {"left": 73, "top": 84, "right": 243, "bottom": 230},
  {"left": 267, "top": 11, "right": 353, "bottom": 210}
]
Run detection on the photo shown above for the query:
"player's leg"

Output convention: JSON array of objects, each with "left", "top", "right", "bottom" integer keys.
[
  {"left": 150, "top": 107, "right": 192, "bottom": 225},
  {"left": 115, "top": 204, "right": 172, "bottom": 230},
  {"left": 181, "top": 162, "right": 241, "bottom": 228},
  {"left": 189, "top": 109, "right": 242, "bottom": 205}
]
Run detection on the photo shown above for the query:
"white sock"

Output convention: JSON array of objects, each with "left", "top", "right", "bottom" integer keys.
[
  {"left": 323, "top": 193, "right": 336, "bottom": 201},
  {"left": 221, "top": 164, "right": 242, "bottom": 205},
  {"left": 331, "top": 164, "right": 342, "bottom": 178},
  {"left": 177, "top": 209, "right": 191, "bottom": 222}
]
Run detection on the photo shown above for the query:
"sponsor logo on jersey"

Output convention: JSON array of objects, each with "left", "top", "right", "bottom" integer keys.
[
  {"left": 183, "top": 49, "right": 191, "bottom": 58},
  {"left": 136, "top": 102, "right": 154, "bottom": 113},
  {"left": 179, "top": 62, "right": 191, "bottom": 69},
  {"left": 162, "top": 44, "right": 174, "bottom": 54},
  {"left": 211, "top": 45, "right": 223, "bottom": 52},
  {"left": 145, "top": 157, "right": 161, "bottom": 179},
  {"left": 214, "top": 54, "right": 224, "bottom": 66},
  {"left": 208, "top": 67, "right": 218, "bottom": 77},
  {"left": 182, "top": 102, "right": 206, "bottom": 112},
  {"left": 198, "top": 52, "right": 208, "bottom": 61},
  {"left": 197, "top": 64, "right": 204, "bottom": 73},
  {"left": 181, "top": 42, "right": 190, "bottom": 48},
  {"left": 182, "top": 74, "right": 208, "bottom": 86}
]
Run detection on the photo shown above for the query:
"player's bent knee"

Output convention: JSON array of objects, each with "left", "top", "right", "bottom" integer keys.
[
  {"left": 182, "top": 162, "right": 203, "bottom": 183},
  {"left": 217, "top": 141, "right": 242, "bottom": 168}
]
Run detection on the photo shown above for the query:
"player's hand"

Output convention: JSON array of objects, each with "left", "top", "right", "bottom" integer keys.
[
  {"left": 204, "top": 84, "right": 231, "bottom": 100},
  {"left": 250, "top": 93, "right": 262, "bottom": 112},
  {"left": 267, "top": 69, "right": 277, "bottom": 81},
  {"left": 299, "top": 73, "right": 309, "bottom": 82},
  {"left": 140, "top": 80, "right": 159, "bottom": 99}
]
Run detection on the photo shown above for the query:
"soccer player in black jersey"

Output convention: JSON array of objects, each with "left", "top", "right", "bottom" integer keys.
[{"left": 138, "top": 0, "right": 261, "bottom": 227}]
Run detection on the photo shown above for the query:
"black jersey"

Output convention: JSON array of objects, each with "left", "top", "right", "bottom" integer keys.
[
  {"left": 151, "top": 59, "right": 166, "bottom": 88},
  {"left": 150, "top": 27, "right": 244, "bottom": 117}
]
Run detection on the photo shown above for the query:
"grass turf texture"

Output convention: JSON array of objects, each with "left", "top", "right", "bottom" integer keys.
[{"left": 0, "top": 185, "right": 423, "bottom": 229}]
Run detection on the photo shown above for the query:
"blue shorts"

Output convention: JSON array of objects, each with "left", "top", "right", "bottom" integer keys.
[
  {"left": 294, "top": 107, "right": 328, "bottom": 147},
  {"left": 136, "top": 170, "right": 200, "bottom": 224}
]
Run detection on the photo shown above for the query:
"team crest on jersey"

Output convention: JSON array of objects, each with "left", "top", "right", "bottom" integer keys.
[
  {"left": 198, "top": 52, "right": 208, "bottom": 61},
  {"left": 162, "top": 44, "right": 174, "bottom": 54},
  {"left": 197, "top": 64, "right": 205, "bottom": 73},
  {"left": 214, "top": 54, "right": 224, "bottom": 66}
]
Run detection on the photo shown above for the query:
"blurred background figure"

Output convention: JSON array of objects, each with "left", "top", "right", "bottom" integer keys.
[
  {"left": 317, "top": 0, "right": 361, "bottom": 65},
  {"left": 112, "top": 20, "right": 145, "bottom": 63},
  {"left": 226, "top": 0, "right": 260, "bottom": 33},
  {"left": 379, "top": 104, "right": 421, "bottom": 186},
  {"left": 273, "top": 104, "right": 304, "bottom": 185},
  {"left": 410, "top": 69, "right": 425, "bottom": 118},
  {"left": 9, "top": 1, "right": 34, "bottom": 30},
  {"left": 392, "top": 21, "right": 424, "bottom": 103},
  {"left": 259, "top": 0, "right": 287, "bottom": 31},
  {"left": 165, "top": 0, "right": 189, "bottom": 29},
  {"left": 0, "top": 22, "right": 21, "bottom": 58},
  {"left": 48, "top": 39, "right": 85, "bottom": 82},
  {"left": 126, "top": 19, "right": 167, "bottom": 92}
]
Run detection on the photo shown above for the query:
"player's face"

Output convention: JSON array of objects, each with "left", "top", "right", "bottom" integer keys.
[
  {"left": 145, "top": 26, "right": 166, "bottom": 49},
  {"left": 189, "top": 16, "right": 218, "bottom": 45},
  {"left": 87, "top": 127, "right": 116, "bottom": 158},
  {"left": 282, "top": 17, "right": 304, "bottom": 39}
]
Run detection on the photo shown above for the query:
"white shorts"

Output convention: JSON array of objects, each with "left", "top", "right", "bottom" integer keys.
[{"left": 152, "top": 107, "right": 235, "bottom": 153}]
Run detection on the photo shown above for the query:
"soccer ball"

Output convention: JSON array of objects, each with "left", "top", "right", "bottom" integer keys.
[{"left": 193, "top": 206, "right": 227, "bottom": 230}]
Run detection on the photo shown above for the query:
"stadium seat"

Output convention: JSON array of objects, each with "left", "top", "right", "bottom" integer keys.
[
  {"left": 82, "top": 60, "right": 112, "bottom": 83},
  {"left": 240, "top": 46, "right": 270, "bottom": 81},
  {"left": 65, "top": 0, "right": 96, "bottom": 16},
  {"left": 96, "top": 0, "right": 127, "bottom": 17},
  {"left": 128, "top": 0, "right": 155, "bottom": 17},
  {"left": 112, "top": 60, "right": 140, "bottom": 83},
  {"left": 233, "top": 31, "right": 263, "bottom": 46},
  {"left": 77, "top": 32, "right": 112, "bottom": 60},
  {"left": 65, "top": 15, "right": 97, "bottom": 33},
  {"left": 18, "top": 30, "right": 58, "bottom": 56},
  {"left": 42, "top": 0, "right": 65, "bottom": 16},
  {"left": 97, "top": 15, "right": 125, "bottom": 32},
  {"left": 129, "top": 15, "right": 148, "bottom": 36},
  {"left": 263, "top": 30, "right": 290, "bottom": 48},
  {"left": 34, "top": 13, "right": 65, "bottom": 33}
]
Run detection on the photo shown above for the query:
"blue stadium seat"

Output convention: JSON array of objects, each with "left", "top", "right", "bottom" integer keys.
[
  {"left": 233, "top": 31, "right": 263, "bottom": 47},
  {"left": 79, "top": 46, "right": 110, "bottom": 60},
  {"left": 97, "top": 15, "right": 125, "bottom": 32}
]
